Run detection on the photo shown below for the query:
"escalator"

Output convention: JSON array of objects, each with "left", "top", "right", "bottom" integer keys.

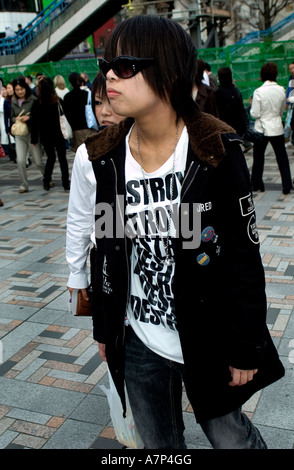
[{"left": 0, "top": 0, "right": 123, "bottom": 66}]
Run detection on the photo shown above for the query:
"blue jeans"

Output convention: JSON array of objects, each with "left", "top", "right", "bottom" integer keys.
[{"left": 124, "top": 327, "right": 267, "bottom": 449}]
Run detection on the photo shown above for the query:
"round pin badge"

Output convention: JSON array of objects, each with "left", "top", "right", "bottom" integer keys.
[
  {"left": 201, "top": 226, "right": 215, "bottom": 243},
  {"left": 196, "top": 252, "right": 210, "bottom": 266}
]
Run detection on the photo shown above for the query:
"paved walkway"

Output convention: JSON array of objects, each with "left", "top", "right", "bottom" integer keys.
[{"left": 0, "top": 143, "right": 293, "bottom": 450}]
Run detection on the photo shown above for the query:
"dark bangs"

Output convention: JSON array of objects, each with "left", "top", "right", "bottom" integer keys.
[{"left": 104, "top": 16, "right": 198, "bottom": 116}]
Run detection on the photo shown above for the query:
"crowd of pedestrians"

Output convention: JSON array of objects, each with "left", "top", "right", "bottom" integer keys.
[
  {"left": 0, "top": 15, "right": 293, "bottom": 449},
  {"left": 0, "top": 59, "right": 293, "bottom": 197},
  {"left": 194, "top": 59, "right": 294, "bottom": 194},
  {"left": 0, "top": 70, "right": 96, "bottom": 194}
]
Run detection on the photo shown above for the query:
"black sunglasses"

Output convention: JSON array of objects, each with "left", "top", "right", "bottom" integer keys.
[{"left": 98, "top": 56, "right": 155, "bottom": 79}]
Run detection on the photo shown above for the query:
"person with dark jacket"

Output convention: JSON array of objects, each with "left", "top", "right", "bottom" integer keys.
[
  {"left": 31, "top": 76, "right": 70, "bottom": 191},
  {"left": 193, "top": 59, "right": 219, "bottom": 117},
  {"left": 214, "top": 67, "right": 248, "bottom": 138},
  {"left": 63, "top": 72, "right": 95, "bottom": 151},
  {"left": 85, "top": 16, "right": 284, "bottom": 449}
]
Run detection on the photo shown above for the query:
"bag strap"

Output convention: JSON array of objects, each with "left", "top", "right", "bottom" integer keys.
[
  {"left": 17, "top": 110, "right": 25, "bottom": 118},
  {"left": 57, "top": 101, "right": 64, "bottom": 116},
  {"left": 87, "top": 90, "right": 91, "bottom": 105}
]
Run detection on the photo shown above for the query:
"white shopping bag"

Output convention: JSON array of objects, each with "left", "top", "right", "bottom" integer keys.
[{"left": 100, "top": 366, "right": 144, "bottom": 449}]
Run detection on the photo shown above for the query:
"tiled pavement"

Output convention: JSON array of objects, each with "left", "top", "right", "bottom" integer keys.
[{"left": 0, "top": 143, "right": 294, "bottom": 450}]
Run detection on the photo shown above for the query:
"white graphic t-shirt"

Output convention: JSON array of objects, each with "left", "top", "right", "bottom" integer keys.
[{"left": 125, "top": 126, "right": 188, "bottom": 363}]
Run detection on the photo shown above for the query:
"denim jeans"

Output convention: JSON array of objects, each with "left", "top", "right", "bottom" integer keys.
[{"left": 124, "top": 327, "right": 267, "bottom": 449}]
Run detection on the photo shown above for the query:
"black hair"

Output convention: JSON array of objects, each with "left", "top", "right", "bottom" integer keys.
[
  {"left": 68, "top": 72, "right": 83, "bottom": 88},
  {"left": 195, "top": 59, "right": 206, "bottom": 86},
  {"left": 12, "top": 77, "right": 32, "bottom": 98},
  {"left": 260, "top": 62, "right": 278, "bottom": 82},
  {"left": 217, "top": 67, "right": 233, "bottom": 87},
  {"left": 91, "top": 71, "right": 107, "bottom": 117},
  {"left": 38, "top": 76, "right": 58, "bottom": 105},
  {"left": 104, "top": 15, "right": 198, "bottom": 116}
]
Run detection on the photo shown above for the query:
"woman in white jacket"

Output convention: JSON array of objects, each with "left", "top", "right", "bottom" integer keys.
[
  {"left": 66, "top": 73, "right": 123, "bottom": 305},
  {"left": 250, "top": 62, "right": 292, "bottom": 194}
]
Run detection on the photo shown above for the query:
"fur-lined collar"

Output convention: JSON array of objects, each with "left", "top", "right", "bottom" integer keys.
[{"left": 86, "top": 112, "right": 235, "bottom": 168}]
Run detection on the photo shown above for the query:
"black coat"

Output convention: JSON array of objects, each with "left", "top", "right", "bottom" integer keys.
[
  {"left": 85, "top": 112, "right": 284, "bottom": 423},
  {"left": 63, "top": 88, "right": 88, "bottom": 131},
  {"left": 215, "top": 84, "right": 248, "bottom": 137},
  {"left": 31, "top": 100, "right": 64, "bottom": 145}
]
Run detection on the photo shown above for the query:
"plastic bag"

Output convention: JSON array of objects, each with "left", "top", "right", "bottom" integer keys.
[
  {"left": 58, "top": 103, "right": 73, "bottom": 140},
  {"left": 284, "top": 107, "right": 293, "bottom": 141},
  {"left": 100, "top": 366, "right": 144, "bottom": 449},
  {"left": 85, "top": 90, "right": 98, "bottom": 130}
]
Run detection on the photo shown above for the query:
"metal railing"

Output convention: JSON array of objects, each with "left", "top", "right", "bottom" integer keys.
[
  {"left": 235, "top": 11, "right": 294, "bottom": 46},
  {"left": 0, "top": 0, "right": 75, "bottom": 56}
]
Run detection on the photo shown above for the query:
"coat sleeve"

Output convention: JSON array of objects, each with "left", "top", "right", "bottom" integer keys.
[
  {"left": 250, "top": 90, "right": 260, "bottom": 119},
  {"left": 216, "top": 136, "right": 267, "bottom": 369},
  {"left": 66, "top": 144, "right": 96, "bottom": 289}
]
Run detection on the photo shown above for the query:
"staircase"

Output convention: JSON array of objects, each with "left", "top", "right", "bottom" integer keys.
[{"left": 0, "top": 0, "right": 123, "bottom": 66}]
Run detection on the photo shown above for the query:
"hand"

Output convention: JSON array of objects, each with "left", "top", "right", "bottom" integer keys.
[
  {"left": 98, "top": 343, "right": 107, "bottom": 362},
  {"left": 229, "top": 366, "right": 258, "bottom": 386},
  {"left": 16, "top": 115, "right": 29, "bottom": 122},
  {"left": 67, "top": 287, "right": 89, "bottom": 301}
]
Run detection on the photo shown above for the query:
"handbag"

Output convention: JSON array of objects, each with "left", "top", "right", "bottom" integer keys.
[
  {"left": 76, "top": 288, "right": 92, "bottom": 316},
  {"left": 11, "top": 110, "right": 29, "bottom": 136},
  {"left": 100, "top": 366, "right": 144, "bottom": 449},
  {"left": 58, "top": 102, "right": 73, "bottom": 140},
  {"left": 85, "top": 90, "right": 98, "bottom": 130},
  {"left": 70, "top": 287, "right": 92, "bottom": 316}
]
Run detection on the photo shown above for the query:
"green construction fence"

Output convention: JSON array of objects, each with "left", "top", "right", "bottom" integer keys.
[{"left": 1, "top": 39, "right": 294, "bottom": 105}]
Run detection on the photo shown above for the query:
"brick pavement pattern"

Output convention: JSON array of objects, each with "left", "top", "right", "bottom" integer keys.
[{"left": 0, "top": 143, "right": 294, "bottom": 449}]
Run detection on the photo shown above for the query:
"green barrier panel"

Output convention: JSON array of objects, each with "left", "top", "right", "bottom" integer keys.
[
  {"left": 0, "top": 58, "right": 99, "bottom": 87},
  {"left": 1, "top": 39, "right": 293, "bottom": 107}
]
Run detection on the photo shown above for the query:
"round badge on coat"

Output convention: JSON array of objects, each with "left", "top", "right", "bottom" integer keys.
[
  {"left": 196, "top": 253, "right": 210, "bottom": 266},
  {"left": 201, "top": 226, "right": 215, "bottom": 243}
]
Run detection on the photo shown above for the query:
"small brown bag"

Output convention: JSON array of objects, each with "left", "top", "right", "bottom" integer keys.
[{"left": 76, "top": 288, "right": 92, "bottom": 316}]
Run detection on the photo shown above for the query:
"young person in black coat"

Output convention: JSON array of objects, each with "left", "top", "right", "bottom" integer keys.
[
  {"left": 214, "top": 67, "right": 248, "bottom": 138},
  {"left": 86, "top": 15, "right": 284, "bottom": 449}
]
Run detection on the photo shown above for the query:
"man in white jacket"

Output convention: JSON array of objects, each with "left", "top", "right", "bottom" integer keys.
[{"left": 250, "top": 62, "right": 292, "bottom": 194}]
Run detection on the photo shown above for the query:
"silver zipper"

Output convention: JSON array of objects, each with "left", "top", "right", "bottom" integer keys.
[{"left": 180, "top": 162, "right": 200, "bottom": 202}]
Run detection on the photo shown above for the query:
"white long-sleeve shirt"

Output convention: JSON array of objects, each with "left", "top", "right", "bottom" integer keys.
[
  {"left": 250, "top": 80, "right": 286, "bottom": 136},
  {"left": 66, "top": 143, "right": 96, "bottom": 289}
]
